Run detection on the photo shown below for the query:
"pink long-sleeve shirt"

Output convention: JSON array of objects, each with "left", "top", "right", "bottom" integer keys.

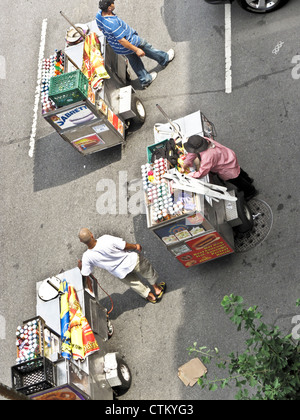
[{"left": 184, "top": 139, "right": 241, "bottom": 181}]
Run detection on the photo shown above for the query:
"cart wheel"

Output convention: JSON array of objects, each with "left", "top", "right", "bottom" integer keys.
[
  {"left": 107, "top": 319, "right": 114, "bottom": 340},
  {"left": 113, "top": 358, "right": 132, "bottom": 397},
  {"left": 131, "top": 95, "right": 146, "bottom": 124},
  {"left": 235, "top": 192, "right": 254, "bottom": 234}
]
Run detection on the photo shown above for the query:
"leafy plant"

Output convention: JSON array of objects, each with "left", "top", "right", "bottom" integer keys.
[{"left": 188, "top": 295, "right": 300, "bottom": 400}]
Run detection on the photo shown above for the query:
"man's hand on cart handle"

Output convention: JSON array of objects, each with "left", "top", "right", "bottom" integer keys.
[
  {"left": 118, "top": 38, "right": 145, "bottom": 57},
  {"left": 135, "top": 243, "right": 142, "bottom": 253},
  {"left": 135, "top": 48, "right": 146, "bottom": 57},
  {"left": 125, "top": 242, "right": 142, "bottom": 253}
]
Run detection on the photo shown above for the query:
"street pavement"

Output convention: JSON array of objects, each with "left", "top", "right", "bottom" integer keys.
[{"left": 0, "top": 0, "right": 299, "bottom": 401}]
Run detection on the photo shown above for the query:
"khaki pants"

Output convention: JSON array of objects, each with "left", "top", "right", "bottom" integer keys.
[{"left": 120, "top": 254, "right": 159, "bottom": 299}]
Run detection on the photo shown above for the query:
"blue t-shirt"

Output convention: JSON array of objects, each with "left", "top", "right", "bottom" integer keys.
[{"left": 96, "top": 11, "right": 141, "bottom": 55}]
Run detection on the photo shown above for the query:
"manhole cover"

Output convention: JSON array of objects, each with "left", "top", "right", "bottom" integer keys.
[{"left": 235, "top": 198, "right": 273, "bottom": 253}]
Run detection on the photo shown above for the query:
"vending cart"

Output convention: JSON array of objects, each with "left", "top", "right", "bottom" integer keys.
[
  {"left": 42, "top": 19, "right": 145, "bottom": 156},
  {"left": 142, "top": 110, "right": 253, "bottom": 268},
  {"left": 11, "top": 268, "right": 132, "bottom": 400}
]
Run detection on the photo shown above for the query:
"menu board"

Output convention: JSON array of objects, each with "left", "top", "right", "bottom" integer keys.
[
  {"left": 174, "top": 232, "right": 234, "bottom": 267},
  {"left": 154, "top": 213, "right": 207, "bottom": 245}
]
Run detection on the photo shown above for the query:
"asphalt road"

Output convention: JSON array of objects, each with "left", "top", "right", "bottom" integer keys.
[{"left": 0, "top": 0, "right": 299, "bottom": 401}]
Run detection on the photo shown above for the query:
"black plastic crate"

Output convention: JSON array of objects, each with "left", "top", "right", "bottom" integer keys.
[{"left": 11, "top": 357, "right": 56, "bottom": 396}]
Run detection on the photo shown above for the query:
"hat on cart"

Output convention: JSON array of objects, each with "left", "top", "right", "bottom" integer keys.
[{"left": 184, "top": 135, "right": 209, "bottom": 154}]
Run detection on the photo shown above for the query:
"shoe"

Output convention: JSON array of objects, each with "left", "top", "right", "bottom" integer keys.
[
  {"left": 156, "top": 282, "right": 167, "bottom": 302},
  {"left": 142, "top": 72, "right": 157, "bottom": 89},
  {"left": 146, "top": 282, "right": 167, "bottom": 304},
  {"left": 167, "top": 49, "right": 175, "bottom": 63}
]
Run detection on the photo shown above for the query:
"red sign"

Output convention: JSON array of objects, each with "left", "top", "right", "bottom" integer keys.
[{"left": 176, "top": 232, "right": 234, "bottom": 267}]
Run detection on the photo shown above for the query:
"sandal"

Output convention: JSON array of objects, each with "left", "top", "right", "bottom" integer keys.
[
  {"left": 147, "top": 296, "right": 157, "bottom": 304},
  {"left": 156, "top": 282, "right": 167, "bottom": 301}
]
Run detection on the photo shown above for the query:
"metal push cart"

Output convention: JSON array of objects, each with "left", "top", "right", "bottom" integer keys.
[
  {"left": 11, "top": 268, "right": 132, "bottom": 400},
  {"left": 43, "top": 19, "right": 146, "bottom": 156},
  {"left": 143, "top": 110, "right": 253, "bottom": 268}
]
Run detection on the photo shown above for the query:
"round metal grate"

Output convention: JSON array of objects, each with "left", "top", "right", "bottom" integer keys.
[{"left": 234, "top": 198, "right": 273, "bottom": 253}]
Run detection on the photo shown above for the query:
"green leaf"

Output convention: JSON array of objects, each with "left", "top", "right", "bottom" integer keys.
[
  {"left": 221, "top": 379, "right": 229, "bottom": 389},
  {"left": 249, "top": 377, "right": 258, "bottom": 387},
  {"left": 209, "top": 384, "right": 218, "bottom": 392}
]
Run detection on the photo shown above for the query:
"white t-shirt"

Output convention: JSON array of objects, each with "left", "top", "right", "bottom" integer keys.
[{"left": 81, "top": 235, "right": 138, "bottom": 279}]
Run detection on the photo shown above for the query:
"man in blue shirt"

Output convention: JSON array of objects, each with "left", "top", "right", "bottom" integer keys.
[{"left": 96, "top": 0, "right": 175, "bottom": 88}]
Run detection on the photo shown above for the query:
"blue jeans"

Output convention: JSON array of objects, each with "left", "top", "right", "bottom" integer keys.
[{"left": 126, "top": 39, "right": 169, "bottom": 87}]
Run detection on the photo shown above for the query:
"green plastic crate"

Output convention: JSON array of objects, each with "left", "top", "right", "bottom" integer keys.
[
  {"left": 146, "top": 139, "right": 169, "bottom": 163},
  {"left": 49, "top": 70, "right": 89, "bottom": 108}
]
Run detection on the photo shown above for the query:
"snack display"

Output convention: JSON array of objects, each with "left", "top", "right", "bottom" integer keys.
[
  {"left": 141, "top": 159, "right": 198, "bottom": 226},
  {"left": 15, "top": 320, "right": 41, "bottom": 364},
  {"left": 41, "top": 50, "right": 65, "bottom": 114},
  {"left": 15, "top": 318, "right": 60, "bottom": 364}
]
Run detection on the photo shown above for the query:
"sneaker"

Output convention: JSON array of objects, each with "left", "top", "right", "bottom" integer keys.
[
  {"left": 142, "top": 72, "right": 158, "bottom": 89},
  {"left": 167, "top": 48, "right": 175, "bottom": 63}
]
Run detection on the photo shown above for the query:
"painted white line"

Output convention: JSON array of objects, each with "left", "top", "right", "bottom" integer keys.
[
  {"left": 29, "top": 18, "right": 48, "bottom": 158},
  {"left": 0, "top": 56, "right": 6, "bottom": 80},
  {"left": 225, "top": 3, "right": 232, "bottom": 94},
  {"left": 0, "top": 314, "right": 6, "bottom": 340},
  {"left": 291, "top": 55, "right": 300, "bottom": 80}
]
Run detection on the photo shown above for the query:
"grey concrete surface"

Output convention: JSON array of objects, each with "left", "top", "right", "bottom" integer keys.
[{"left": 0, "top": 0, "right": 299, "bottom": 401}]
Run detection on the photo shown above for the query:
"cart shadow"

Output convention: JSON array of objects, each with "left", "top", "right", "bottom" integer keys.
[{"left": 33, "top": 132, "right": 122, "bottom": 192}]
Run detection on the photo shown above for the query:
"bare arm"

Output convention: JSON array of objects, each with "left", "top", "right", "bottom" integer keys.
[
  {"left": 124, "top": 242, "right": 142, "bottom": 252},
  {"left": 118, "top": 38, "right": 145, "bottom": 57}
]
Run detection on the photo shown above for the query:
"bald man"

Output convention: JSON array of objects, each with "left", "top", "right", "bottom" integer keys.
[{"left": 77, "top": 228, "right": 166, "bottom": 304}]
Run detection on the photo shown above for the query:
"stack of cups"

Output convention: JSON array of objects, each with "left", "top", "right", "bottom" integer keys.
[
  {"left": 41, "top": 56, "right": 56, "bottom": 114},
  {"left": 141, "top": 159, "right": 186, "bottom": 224},
  {"left": 15, "top": 320, "right": 40, "bottom": 364}
]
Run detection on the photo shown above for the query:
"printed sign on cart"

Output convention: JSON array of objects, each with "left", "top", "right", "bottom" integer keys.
[
  {"left": 72, "top": 134, "right": 105, "bottom": 152},
  {"left": 154, "top": 213, "right": 207, "bottom": 246},
  {"left": 32, "top": 385, "right": 87, "bottom": 400},
  {"left": 50, "top": 105, "right": 97, "bottom": 130},
  {"left": 175, "top": 232, "right": 234, "bottom": 267}
]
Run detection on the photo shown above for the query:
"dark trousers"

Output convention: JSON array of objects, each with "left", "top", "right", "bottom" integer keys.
[{"left": 228, "top": 168, "right": 256, "bottom": 200}]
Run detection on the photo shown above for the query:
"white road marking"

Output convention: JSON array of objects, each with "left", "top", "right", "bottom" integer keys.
[
  {"left": 0, "top": 314, "right": 5, "bottom": 339},
  {"left": 225, "top": 3, "right": 232, "bottom": 94},
  {"left": 29, "top": 18, "right": 48, "bottom": 158},
  {"left": 0, "top": 56, "right": 6, "bottom": 79}
]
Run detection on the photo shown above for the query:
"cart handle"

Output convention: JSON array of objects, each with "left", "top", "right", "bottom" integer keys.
[
  {"left": 60, "top": 11, "right": 86, "bottom": 40},
  {"left": 156, "top": 104, "right": 184, "bottom": 139}
]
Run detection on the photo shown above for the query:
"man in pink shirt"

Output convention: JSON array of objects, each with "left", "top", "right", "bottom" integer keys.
[{"left": 182, "top": 135, "right": 258, "bottom": 201}]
